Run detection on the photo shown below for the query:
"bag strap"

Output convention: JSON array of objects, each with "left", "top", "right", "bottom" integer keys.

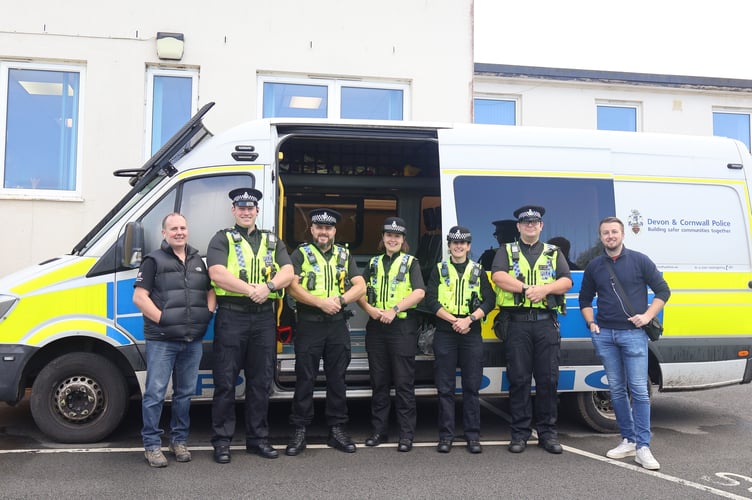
[{"left": 604, "top": 257, "right": 637, "bottom": 317}]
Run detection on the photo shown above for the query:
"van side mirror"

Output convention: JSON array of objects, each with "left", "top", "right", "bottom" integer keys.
[{"left": 121, "top": 221, "right": 144, "bottom": 268}]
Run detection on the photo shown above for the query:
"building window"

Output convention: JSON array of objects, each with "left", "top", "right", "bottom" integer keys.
[
  {"left": 340, "top": 86, "right": 403, "bottom": 120},
  {"left": 146, "top": 68, "right": 198, "bottom": 157},
  {"left": 713, "top": 111, "right": 751, "bottom": 151},
  {"left": 1, "top": 63, "right": 83, "bottom": 195},
  {"left": 473, "top": 98, "right": 516, "bottom": 125},
  {"left": 263, "top": 82, "right": 328, "bottom": 119},
  {"left": 597, "top": 104, "right": 638, "bottom": 132},
  {"left": 260, "top": 77, "right": 408, "bottom": 120}
]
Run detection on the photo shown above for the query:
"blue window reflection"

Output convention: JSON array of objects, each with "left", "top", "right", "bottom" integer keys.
[
  {"left": 4, "top": 68, "right": 80, "bottom": 191},
  {"left": 263, "top": 82, "right": 327, "bottom": 118},
  {"left": 597, "top": 106, "right": 637, "bottom": 132},
  {"left": 151, "top": 75, "right": 193, "bottom": 155},
  {"left": 453, "top": 175, "right": 615, "bottom": 269},
  {"left": 341, "top": 87, "right": 403, "bottom": 120},
  {"left": 713, "top": 112, "right": 751, "bottom": 151},
  {"left": 474, "top": 99, "right": 516, "bottom": 125}
]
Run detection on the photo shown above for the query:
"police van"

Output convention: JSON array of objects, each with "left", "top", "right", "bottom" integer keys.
[{"left": 1, "top": 102, "right": 750, "bottom": 442}]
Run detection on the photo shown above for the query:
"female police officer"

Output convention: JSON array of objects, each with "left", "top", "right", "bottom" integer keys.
[
  {"left": 424, "top": 226, "right": 494, "bottom": 454},
  {"left": 357, "top": 217, "right": 425, "bottom": 452}
]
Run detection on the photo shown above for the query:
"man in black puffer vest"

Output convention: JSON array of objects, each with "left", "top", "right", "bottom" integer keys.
[{"left": 134, "top": 213, "right": 216, "bottom": 468}]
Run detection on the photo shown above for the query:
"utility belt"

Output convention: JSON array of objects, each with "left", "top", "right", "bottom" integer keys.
[
  {"left": 218, "top": 300, "right": 274, "bottom": 314},
  {"left": 506, "top": 309, "right": 555, "bottom": 322},
  {"left": 297, "top": 312, "right": 346, "bottom": 323}
]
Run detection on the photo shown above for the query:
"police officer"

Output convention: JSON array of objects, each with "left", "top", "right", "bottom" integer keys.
[
  {"left": 491, "top": 205, "right": 572, "bottom": 455},
  {"left": 207, "top": 188, "right": 294, "bottom": 464},
  {"left": 425, "top": 226, "right": 495, "bottom": 454},
  {"left": 357, "top": 217, "right": 426, "bottom": 452},
  {"left": 285, "top": 208, "right": 366, "bottom": 456}
]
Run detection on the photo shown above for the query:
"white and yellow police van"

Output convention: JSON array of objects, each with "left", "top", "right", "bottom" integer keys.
[{"left": 0, "top": 102, "right": 750, "bottom": 442}]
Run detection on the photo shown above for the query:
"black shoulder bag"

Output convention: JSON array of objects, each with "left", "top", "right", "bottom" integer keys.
[{"left": 604, "top": 259, "right": 663, "bottom": 341}]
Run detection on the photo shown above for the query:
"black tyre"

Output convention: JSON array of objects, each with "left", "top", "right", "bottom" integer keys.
[
  {"left": 30, "top": 352, "right": 128, "bottom": 443},
  {"left": 569, "top": 391, "right": 619, "bottom": 433}
]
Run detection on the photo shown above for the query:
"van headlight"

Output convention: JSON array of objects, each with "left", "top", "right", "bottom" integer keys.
[{"left": 0, "top": 295, "right": 18, "bottom": 322}]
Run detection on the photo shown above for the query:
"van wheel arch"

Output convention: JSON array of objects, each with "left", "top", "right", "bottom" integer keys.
[{"left": 30, "top": 352, "right": 128, "bottom": 443}]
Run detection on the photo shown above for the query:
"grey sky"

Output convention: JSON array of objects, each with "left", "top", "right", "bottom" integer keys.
[{"left": 474, "top": 0, "right": 752, "bottom": 79}]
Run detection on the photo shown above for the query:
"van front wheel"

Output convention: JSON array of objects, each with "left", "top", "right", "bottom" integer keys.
[{"left": 30, "top": 352, "right": 128, "bottom": 443}]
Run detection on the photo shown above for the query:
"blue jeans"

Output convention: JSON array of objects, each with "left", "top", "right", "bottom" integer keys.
[
  {"left": 591, "top": 328, "right": 651, "bottom": 448},
  {"left": 142, "top": 339, "right": 203, "bottom": 450}
]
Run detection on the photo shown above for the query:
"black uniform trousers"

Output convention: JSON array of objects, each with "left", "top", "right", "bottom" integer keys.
[
  {"left": 365, "top": 316, "right": 418, "bottom": 440},
  {"left": 505, "top": 312, "right": 560, "bottom": 442},
  {"left": 211, "top": 306, "right": 276, "bottom": 447},
  {"left": 433, "top": 323, "right": 483, "bottom": 442},
  {"left": 289, "top": 317, "right": 351, "bottom": 427}
]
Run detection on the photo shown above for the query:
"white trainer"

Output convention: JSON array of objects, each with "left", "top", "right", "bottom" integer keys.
[
  {"left": 635, "top": 446, "right": 661, "bottom": 470},
  {"left": 606, "top": 438, "right": 636, "bottom": 459}
]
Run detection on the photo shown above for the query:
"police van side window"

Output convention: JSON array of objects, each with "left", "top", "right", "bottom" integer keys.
[
  {"left": 453, "top": 176, "right": 615, "bottom": 270},
  {"left": 179, "top": 175, "right": 249, "bottom": 255}
]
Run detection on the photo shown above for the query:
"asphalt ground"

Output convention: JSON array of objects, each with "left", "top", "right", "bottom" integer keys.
[{"left": 1, "top": 384, "right": 751, "bottom": 499}]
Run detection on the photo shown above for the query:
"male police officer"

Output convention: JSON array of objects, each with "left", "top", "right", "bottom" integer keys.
[
  {"left": 207, "top": 188, "right": 293, "bottom": 464},
  {"left": 285, "top": 208, "right": 366, "bottom": 456},
  {"left": 491, "top": 205, "right": 572, "bottom": 454}
]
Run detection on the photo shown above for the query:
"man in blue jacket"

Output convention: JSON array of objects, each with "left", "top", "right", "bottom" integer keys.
[
  {"left": 579, "top": 216, "right": 670, "bottom": 470},
  {"left": 134, "top": 213, "right": 216, "bottom": 467}
]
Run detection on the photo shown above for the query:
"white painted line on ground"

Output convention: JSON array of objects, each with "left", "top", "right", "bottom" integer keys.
[
  {"left": 562, "top": 445, "right": 751, "bottom": 500},
  {"left": 479, "top": 397, "right": 749, "bottom": 499}
]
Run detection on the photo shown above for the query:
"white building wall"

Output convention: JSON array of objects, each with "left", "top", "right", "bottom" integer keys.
[{"left": 0, "top": 0, "right": 474, "bottom": 277}]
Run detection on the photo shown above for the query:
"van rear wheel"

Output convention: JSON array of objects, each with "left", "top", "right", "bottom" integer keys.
[
  {"left": 30, "top": 352, "right": 128, "bottom": 443},
  {"left": 568, "top": 384, "right": 653, "bottom": 433},
  {"left": 569, "top": 391, "right": 619, "bottom": 433}
]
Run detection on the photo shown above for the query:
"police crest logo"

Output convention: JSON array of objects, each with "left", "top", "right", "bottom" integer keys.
[{"left": 628, "top": 209, "right": 643, "bottom": 235}]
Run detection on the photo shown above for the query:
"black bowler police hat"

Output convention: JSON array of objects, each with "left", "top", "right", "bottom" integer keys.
[
  {"left": 382, "top": 217, "right": 407, "bottom": 235},
  {"left": 447, "top": 225, "right": 472, "bottom": 242},
  {"left": 229, "top": 188, "right": 262, "bottom": 207},
  {"left": 309, "top": 208, "right": 342, "bottom": 226},
  {"left": 513, "top": 205, "right": 545, "bottom": 222}
]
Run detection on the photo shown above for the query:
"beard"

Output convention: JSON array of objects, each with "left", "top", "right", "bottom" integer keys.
[{"left": 314, "top": 237, "right": 332, "bottom": 251}]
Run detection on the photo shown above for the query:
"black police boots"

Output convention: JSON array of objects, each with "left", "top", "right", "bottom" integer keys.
[
  {"left": 327, "top": 425, "right": 356, "bottom": 453},
  {"left": 285, "top": 426, "right": 307, "bottom": 456}
]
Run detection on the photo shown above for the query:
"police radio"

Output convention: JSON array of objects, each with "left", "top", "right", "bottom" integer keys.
[{"left": 468, "top": 291, "right": 481, "bottom": 312}]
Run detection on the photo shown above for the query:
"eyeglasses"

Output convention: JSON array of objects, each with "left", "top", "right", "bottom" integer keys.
[{"left": 520, "top": 220, "right": 540, "bottom": 226}]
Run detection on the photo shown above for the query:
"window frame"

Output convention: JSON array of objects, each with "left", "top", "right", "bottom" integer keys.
[
  {"left": 0, "top": 61, "right": 86, "bottom": 200},
  {"left": 144, "top": 66, "right": 199, "bottom": 160},
  {"left": 596, "top": 101, "right": 640, "bottom": 132},
  {"left": 257, "top": 75, "right": 410, "bottom": 120}
]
